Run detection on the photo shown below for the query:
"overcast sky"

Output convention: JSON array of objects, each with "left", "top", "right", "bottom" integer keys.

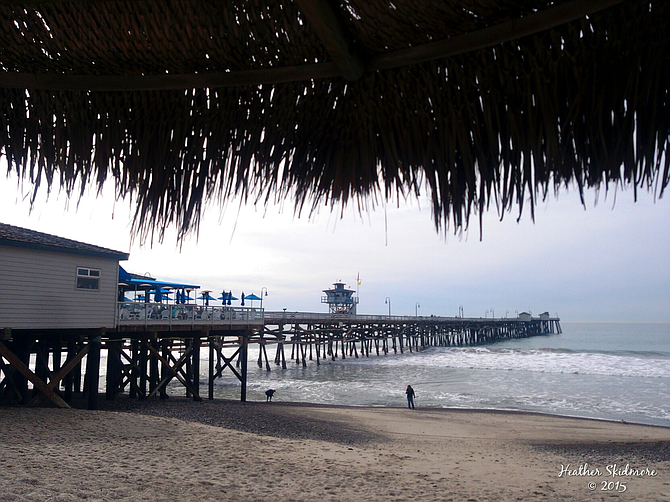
[{"left": 1, "top": 169, "right": 668, "bottom": 322}]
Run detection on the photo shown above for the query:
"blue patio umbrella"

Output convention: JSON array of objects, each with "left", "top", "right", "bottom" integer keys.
[
  {"left": 149, "top": 289, "right": 174, "bottom": 303},
  {"left": 243, "top": 293, "right": 262, "bottom": 307},
  {"left": 218, "top": 291, "right": 238, "bottom": 305},
  {"left": 197, "top": 292, "right": 216, "bottom": 306}
]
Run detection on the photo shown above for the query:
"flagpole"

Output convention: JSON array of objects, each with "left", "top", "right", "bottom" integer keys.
[{"left": 356, "top": 272, "right": 360, "bottom": 313}]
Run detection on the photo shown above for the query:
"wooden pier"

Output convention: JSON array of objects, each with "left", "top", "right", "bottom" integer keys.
[
  {"left": 0, "top": 309, "right": 561, "bottom": 410},
  {"left": 257, "top": 312, "right": 561, "bottom": 369}
]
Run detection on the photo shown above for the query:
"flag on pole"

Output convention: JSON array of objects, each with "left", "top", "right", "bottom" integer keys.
[{"left": 357, "top": 273, "right": 361, "bottom": 285}]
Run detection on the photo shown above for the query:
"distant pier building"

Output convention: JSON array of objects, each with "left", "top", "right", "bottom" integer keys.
[{"left": 321, "top": 282, "right": 358, "bottom": 315}]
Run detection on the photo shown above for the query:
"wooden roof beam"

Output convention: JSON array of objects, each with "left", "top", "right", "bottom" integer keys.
[
  {"left": 293, "top": 0, "right": 365, "bottom": 81},
  {"left": 369, "top": 0, "right": 626, "bottom": 70},
  {"left": 0, "top": 62, "right": 341, "bottom": 91},
  {"left": 0, "top": 0, "right": 626, "bottom": 91}
]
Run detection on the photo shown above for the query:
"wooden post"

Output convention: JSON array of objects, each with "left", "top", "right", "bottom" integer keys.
[
  {"left": 240, "top": 333, "right": 248, "bottom": 402},
  {"left": 261, "top": 344, "right": 271, "bottom": 371},
  {"left": 130, "top": 339, "right": 139, "bottom": 399},
  {"left": 64, "top": 339, "right": 76, "bottom": 403},
  {"left": 185, "top": 338, "right": 192, "bottom": 398},
  {"left": 34, "top": 339, "right": 49, "bottom": 400},
  {"left": 274, "top": 341, "right": 282, "bottom": 365},
  {"left": 105, "top": 341, "right": 114, "bottom": 400},
  {"left": 300, "top": 342, "right": 307, "bottom": 368},
  {"left": 150, "top": 334, "right": 159, "bottom": 398},
  {"left": 280, "top": 340, "right": 286, "bottom": 369},
  {"left": 73, "top": 341, "right": 83, "bottom": 395},
  {"left": 139, "top": 337, "right": 148, "bottom": 400},
  {"left": 257, "top": 330, "right": 265, "bottom": 368},
  {"left": 192, "top": 335, "right": 200, "bottom": 401},
  {"left": 208, "top": 338, "right": 214, "bottom": 400},
  {"left": 53, "top": 341, "right": 62, "bottom": 388},
  {"left": 160, "top": 340, "right": 169, "bottom": 399},
  {"left": 86, "top": 335, "right": 101, "bottom": 410}
]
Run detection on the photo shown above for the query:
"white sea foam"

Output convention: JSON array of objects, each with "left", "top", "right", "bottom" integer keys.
[
  {"left": 350, "top": 347, "right": 670, "bottom": 379},
  {"left": 195, "top": 324, "right": 670, "bottom": 426}
]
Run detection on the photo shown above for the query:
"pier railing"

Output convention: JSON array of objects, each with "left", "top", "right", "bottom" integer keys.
[
  {"left": 116, "top": 302, "right": 264, "bottom": 329},
  {"left": 263, "top": 311, "right": 558, "bottom": 324}
]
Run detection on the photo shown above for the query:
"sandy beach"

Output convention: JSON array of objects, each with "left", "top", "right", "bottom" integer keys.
[{"left": 1, "top": 399, "right": 668, "bottom": 502}]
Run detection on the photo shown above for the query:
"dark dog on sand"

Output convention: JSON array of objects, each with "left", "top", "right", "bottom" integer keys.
[{"left": 265, "top": 389, "right": 276, "bottom": 402}]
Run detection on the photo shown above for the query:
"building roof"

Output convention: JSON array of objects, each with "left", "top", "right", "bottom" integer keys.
[
  {"left": 118, "top": 266, "right": 199, "bottom": 290},
  {"left": 0, "top": 223, "right": 130, "bottom": 260},
  {"left": 1, "top": 0, "right": 667, "bottom": 242},
  {"left": 323, "top": 282, "right": 355, "bottom": 293}
]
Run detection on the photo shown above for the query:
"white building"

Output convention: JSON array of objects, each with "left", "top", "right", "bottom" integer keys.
[
  {"left": 0, "top": 223, "right": 129, "bottom": 331},
  {"left": 518, "top": 312, "right": 532, "bottom": 322}
]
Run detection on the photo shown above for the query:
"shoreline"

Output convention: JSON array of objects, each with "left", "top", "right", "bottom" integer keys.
[
  {"left": 97, "top": 395, "right": 670, "bottom": 431},
  {"left": 270, "top": 400, "right": 670, "bottom": 429},
  {"left": 2, "top": 399, "right": 668, "bottom": 501}
]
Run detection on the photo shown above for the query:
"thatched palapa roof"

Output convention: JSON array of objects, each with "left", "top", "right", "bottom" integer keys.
[{"left": 0, "top": 0, "right": 668, "bottom": 240}]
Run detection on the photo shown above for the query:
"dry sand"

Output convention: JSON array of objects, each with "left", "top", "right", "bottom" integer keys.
[{"left": 1, "top": 399, "right": 668, "bottom": 501}]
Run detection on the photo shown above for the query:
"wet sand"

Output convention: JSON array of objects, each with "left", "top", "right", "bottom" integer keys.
[{"left": 1, "top": 399, "right": 668, "bottom": 501}]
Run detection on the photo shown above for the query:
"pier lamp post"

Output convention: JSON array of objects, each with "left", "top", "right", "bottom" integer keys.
[
  {"left": 490, "top": 308, "right": 494, "bottom": 319},
  {"left": 385, "top": 297, "right": 391, "bottom": 316},
  {"left": 458, "top": 305, "right": 464, "bottom": 318},
  {"left": 415, "top": 302, "right": 420, "bottom": 317},
  {"left": 260, "top": 287, "right": 268, "bottom": 309}
]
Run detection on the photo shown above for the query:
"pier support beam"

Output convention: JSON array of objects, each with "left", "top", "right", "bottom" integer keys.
[
  {"left": 240, "top": 333, "right": 248, "bottom": 402},
  {"left": 192, "top": 335, "right": 201, "bottom": 401},
  {"left": 85, "top": 334, "right": 102, "bottom": 410}
]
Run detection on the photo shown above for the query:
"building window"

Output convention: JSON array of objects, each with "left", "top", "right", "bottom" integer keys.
[{"left": 76, "top": 267, "right": 100, "bottom": 290}]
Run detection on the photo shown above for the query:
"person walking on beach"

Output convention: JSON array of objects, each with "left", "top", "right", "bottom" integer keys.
[{"left": 406, "top": 385, "right": 416, "bottom": 409}]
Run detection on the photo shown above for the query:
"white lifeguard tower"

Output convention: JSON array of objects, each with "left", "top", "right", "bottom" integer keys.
[{"left": 321, "top": 281, "right": 358, "bottom": 315}]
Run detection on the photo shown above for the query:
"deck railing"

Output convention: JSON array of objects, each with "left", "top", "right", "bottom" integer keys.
[
  {"left": 116, "top": 302, "right": 264, "bottom": 329},
  {"left": 263, "top": 311, "right": 558, "bottom": 323}
]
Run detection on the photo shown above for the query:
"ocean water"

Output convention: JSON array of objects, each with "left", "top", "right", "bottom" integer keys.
[{"left": 205, "top": 322, "right": 670, "bottom": 427}]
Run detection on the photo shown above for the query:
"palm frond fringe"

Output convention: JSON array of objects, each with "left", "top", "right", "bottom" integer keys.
[{"left": 0, "top": 0, "right": 668, "bottom": 241}]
